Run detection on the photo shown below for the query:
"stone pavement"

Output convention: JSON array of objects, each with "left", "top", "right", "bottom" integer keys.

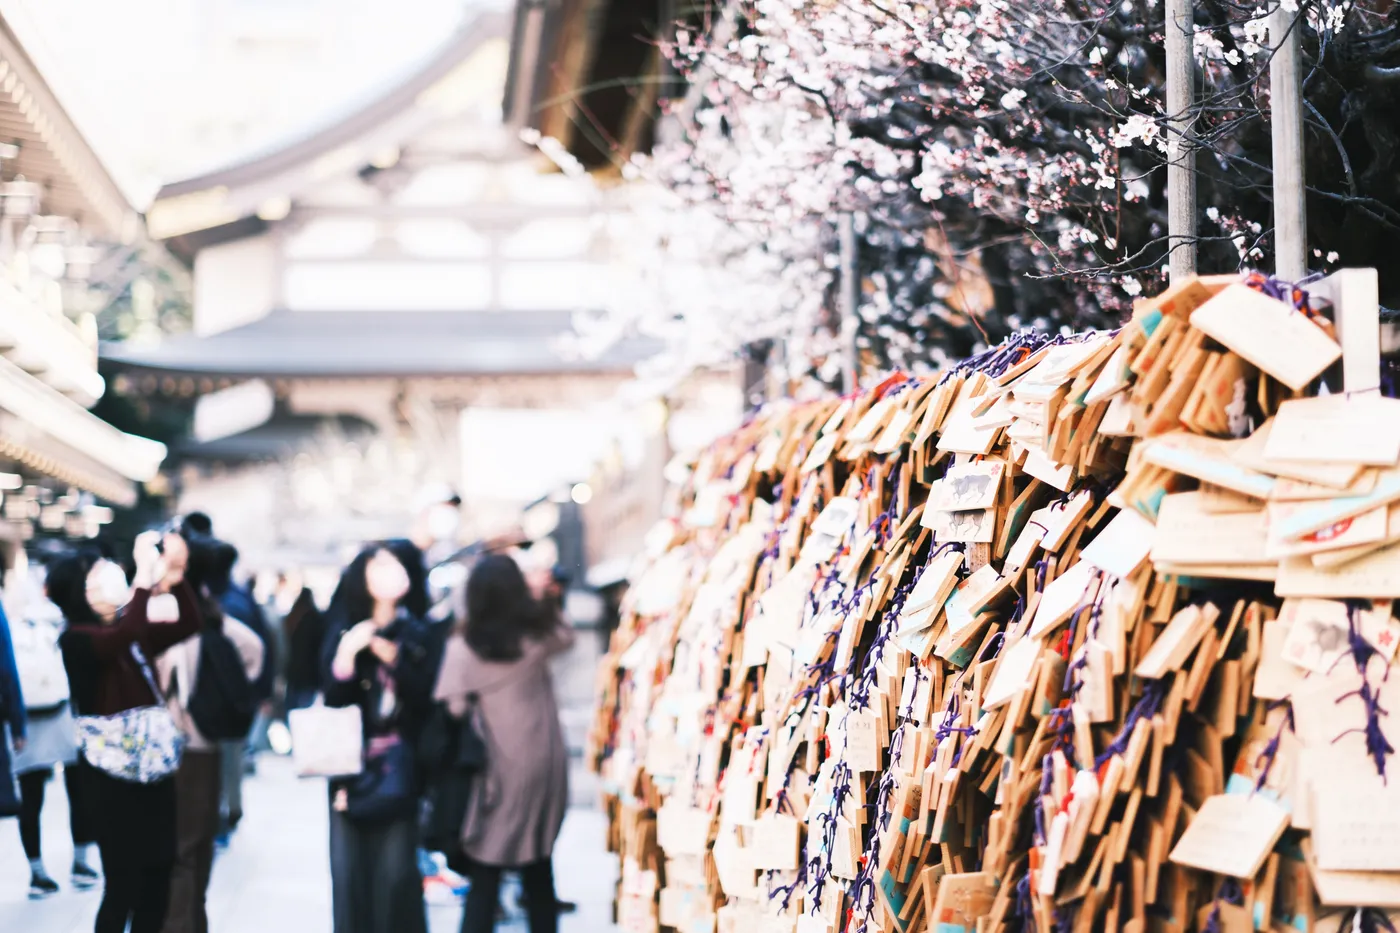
[{"left": 0, "top": 756, "right": 618, "bottom": 933}]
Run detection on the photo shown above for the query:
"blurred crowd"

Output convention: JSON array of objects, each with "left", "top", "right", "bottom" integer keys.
[{"left": 0, "top": 493, "right": 579, "bottom": 933}]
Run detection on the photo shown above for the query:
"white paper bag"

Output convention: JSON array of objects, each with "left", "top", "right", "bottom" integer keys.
[{"left": 289, "top": 701, "right": 364, "bottom": 778}]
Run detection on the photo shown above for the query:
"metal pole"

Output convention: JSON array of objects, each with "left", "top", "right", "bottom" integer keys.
[
  {"left": 838, "top": 211, "right": 859, "bottom": 393},
  {"left": 1270, "top": 3, "right": 1307, "bottom": 280},
  {"left": 1165, "top": 0, "right": 1196, "bottom": 282}
]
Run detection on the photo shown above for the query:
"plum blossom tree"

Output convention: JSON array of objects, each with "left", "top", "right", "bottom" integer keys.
[{"left": 611, "top": 0, "right": 1400, "bottom": 385}]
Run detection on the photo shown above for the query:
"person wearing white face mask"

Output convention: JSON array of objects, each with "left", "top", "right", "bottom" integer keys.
[
  {"left": 410, "top": 485, "right": 462, "bottom": 569},
  {"left": 322, "top": 542, "right": 437, "bottom": 933},
  {"left": 53, "top": 533, "right": 204, "bottom": 933}
]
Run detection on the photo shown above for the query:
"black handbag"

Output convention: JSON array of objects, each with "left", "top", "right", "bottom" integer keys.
[
  {"left": 419, "top": 695, "right": 488, "bottom": 864},
  {"left": 342, "top": 736, "right": 418, "bottom": 823},
  {"left": 0, "top": 734, "right": 19, "bottom": 819}
]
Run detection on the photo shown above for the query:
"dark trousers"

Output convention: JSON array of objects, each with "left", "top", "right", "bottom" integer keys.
[
  {"left": 93, "top": 771, "right": 177, "bottom": 933},
  {"left": 162, "top": 749, "right": 221, "bottom": 933},
  {"left": 462, "top": 859, "right": 557, "bottom": 933},
  {"left": 329, "top": 809, "right": 427, "bottom": 933},
  {"left": 218, "top": 741, "right": 244, "bottom": 826},
  {"left": 17, "top": 760, "right": 97, "bottom": 861}
]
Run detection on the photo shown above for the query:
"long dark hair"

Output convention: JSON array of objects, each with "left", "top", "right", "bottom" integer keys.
[
  {"left": 331, "top": 543, "right": 423, "bottom": 631},
  {"left": 381, "top": 538, "right": 429, "bottom": 620},
  {"left": 464, "top": 553, "right": 549, "bottom": 662},
  {"left": 182, "top": 533, "right": 229, "bottom": 629},
  {"left": 44, "top": 551, "right": 103, "bottom": 626}
]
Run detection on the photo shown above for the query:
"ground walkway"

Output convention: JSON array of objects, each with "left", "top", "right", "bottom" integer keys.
[{"left": 0, "top": 756, "right": 617, "bottom": 933}]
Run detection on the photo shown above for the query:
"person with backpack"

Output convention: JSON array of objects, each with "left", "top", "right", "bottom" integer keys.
[
  {"left": 178, "top": 515, "right": 274, "bottom": 839},
  {"left": 7, "top": 565, "right": 100, "bottom": 898},
  {"left": 321, "top": 542, "right": 437, "bottom": 933},
  {"left": 54, "top": 531, "right": 203, "bottom": 933},
  {"left": 155, "top": 535, "right": 265, "bottom": 933}
]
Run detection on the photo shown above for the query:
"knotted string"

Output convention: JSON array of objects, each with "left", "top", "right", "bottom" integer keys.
[
  {"left": 1014, "top": 871, "right": 1035, "bottom": 933},
  {"left": 1243, "top": 271, "right": 1317, "bottom": 319},
  {"left": 850, "top": 578, "right": 916, "bottom": 711},
  {"left": 932, "top": 674, "right": 978, "bottom": 766},
  {"left": 1095, "top": 678, "right": 1167, "bottom": 769},
  {"left": 1062, "top": 573, "right": 1107, "bottom": 698},
  {"left": 849, "top": 758, "right": 903, "bottom": 919},
  {"left": 1202, "top": 877, "right": 1245, "bottom": 933},
  {"left": 1254, "top": 701, "right": 1295, "bottom": 794},
  {"left": 864, "top": 461, "right": 903, "bottom": 548},
  {"left": 1034, "top": 752, "right": 1053, "bottom": 846},
  {"left": 1330, "top": 601, "right": 1394, "bottom": 782},
  {"left": 954, "top": 330, "right": 1053, "bottom": 378},
  {"left": 899, "top": 663, "right": 928, "bottom": 723},
  {"left": 769, "top": 858, "right": 809, "bottom": 911},
  {"left": 1047, "top": 705, "right": 1078, "bottom": 769},
  {"left": 806, "top": 758, "right": 856, "bottom": 913}
]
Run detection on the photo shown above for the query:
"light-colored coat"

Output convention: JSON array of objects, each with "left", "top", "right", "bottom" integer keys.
[
  {"left": 434, "top": 624, "right": 574, "bottom": 867},
  {"left": 157, "top": 615, "right": 265, "bottom": 751}
]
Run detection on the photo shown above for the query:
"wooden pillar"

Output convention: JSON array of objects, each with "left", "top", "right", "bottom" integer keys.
[
  {"left": 1165, "top": 0, "right": 1196, "bottom": 282},
  {"left": 838, "top": 211, "right": 860, "bottom": 393},
  {"left": 1270, "top": 4, "right": 1307, "bottom": 280}
]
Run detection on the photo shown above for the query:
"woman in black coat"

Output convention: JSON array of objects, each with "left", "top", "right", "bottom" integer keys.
[{"left": 320, "top": 542, "right": 438, "bottom": 933}]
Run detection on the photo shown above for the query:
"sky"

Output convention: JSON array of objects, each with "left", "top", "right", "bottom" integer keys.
[{"left": 0, "top": 0, "right": 484, "bottom": 206}]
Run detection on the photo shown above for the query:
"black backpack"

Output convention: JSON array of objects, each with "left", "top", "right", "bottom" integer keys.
[
  {"left": 418, "top": 697, "right": 489, "bottom": 866},
  {"left": 187, "top": 620, "right": 257, "bottom": 741}
]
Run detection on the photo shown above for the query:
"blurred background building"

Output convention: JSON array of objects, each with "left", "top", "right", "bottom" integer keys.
[
  {"left": 0, "top": 13, "right": 167, "bottom": 597},
  {"left": 0, "top": 0, "right": 743, "bottom": 596},
  {"left": 0, "top": 0, "right": 741, "bottom": 905}
]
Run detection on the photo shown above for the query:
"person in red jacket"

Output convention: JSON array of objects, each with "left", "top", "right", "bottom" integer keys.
[{"left": 54, "top": 532, "right": 204, "bottom": 933}]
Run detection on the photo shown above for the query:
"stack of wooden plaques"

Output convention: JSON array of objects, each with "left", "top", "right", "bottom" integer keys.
[{"left": 588, "top": 271, "right": 1400, "bottom": 933}]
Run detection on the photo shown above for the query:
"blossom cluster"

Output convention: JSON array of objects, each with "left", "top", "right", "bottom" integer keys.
[{"left": 602, "top": 0, "right": 1393, "bottom": 387}]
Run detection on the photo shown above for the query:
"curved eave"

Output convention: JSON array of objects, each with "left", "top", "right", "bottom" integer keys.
[
  {"left": 0, "top": 17, "right": 136, "bottom": 239},
  {"left": 0, "top": 354, "right": 166, "bottom": 506},
  {"left": 514, "top": 0, "right": 666, "bottom": 173},
  {"left": 100, "top": 309, "right": 663, "bottom": 380},
  {"left": 146, "top": 9, "right": 511, "bottom": 243}
]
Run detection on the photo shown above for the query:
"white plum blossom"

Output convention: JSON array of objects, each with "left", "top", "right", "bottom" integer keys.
[
  {"left": 1111, "top": 114, "right": 1160, "bottom": 149},
  {"left": 571, "top": 0, "right": 1387, "bottom": 389}
]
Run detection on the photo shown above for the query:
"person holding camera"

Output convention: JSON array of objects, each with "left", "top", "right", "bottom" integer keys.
[{"left": 55, "top": 532, "right": 203, "bottom": 933}]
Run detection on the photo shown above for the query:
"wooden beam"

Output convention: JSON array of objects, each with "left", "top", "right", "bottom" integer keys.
[
  {"left": 1269, "top": 4, "right": 1307, "bottom": 280},
  {"left": 838, "top": 211, "right": 860, "bottom": 393},
  {"left": 1165, "top": 0, "right": 1196, "bottom": 282}
]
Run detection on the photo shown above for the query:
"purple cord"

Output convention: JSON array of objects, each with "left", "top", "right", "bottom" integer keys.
[
  {"left": 1046, "top": 706, "right": 1078, "bottom": 769},
  {"left": 1095, "top": 679, "right": 1167, "bottom": 769},
  {"left": 1062, "top": 578, "right": 1106, "bottom": 695},
  {"left": 1203, "top": 878, "right": 1244, "bottom": 933},
  {"left": 1253, "top": 702, "right": 1295, "bottom": 793},
  {"left": 1331, "top": 602, "right": 1395, "bottom": 781},
  {"left": 1244, "top": 272, "right": 1312, "bottom": 314},
  {"left": 1015, "top": 872, "right": 1034, "bottom": 933}
]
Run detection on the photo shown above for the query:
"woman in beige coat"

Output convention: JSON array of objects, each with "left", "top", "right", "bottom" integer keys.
[{"left": 434, "top": 553, "right": 574, "bottom": 933}]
